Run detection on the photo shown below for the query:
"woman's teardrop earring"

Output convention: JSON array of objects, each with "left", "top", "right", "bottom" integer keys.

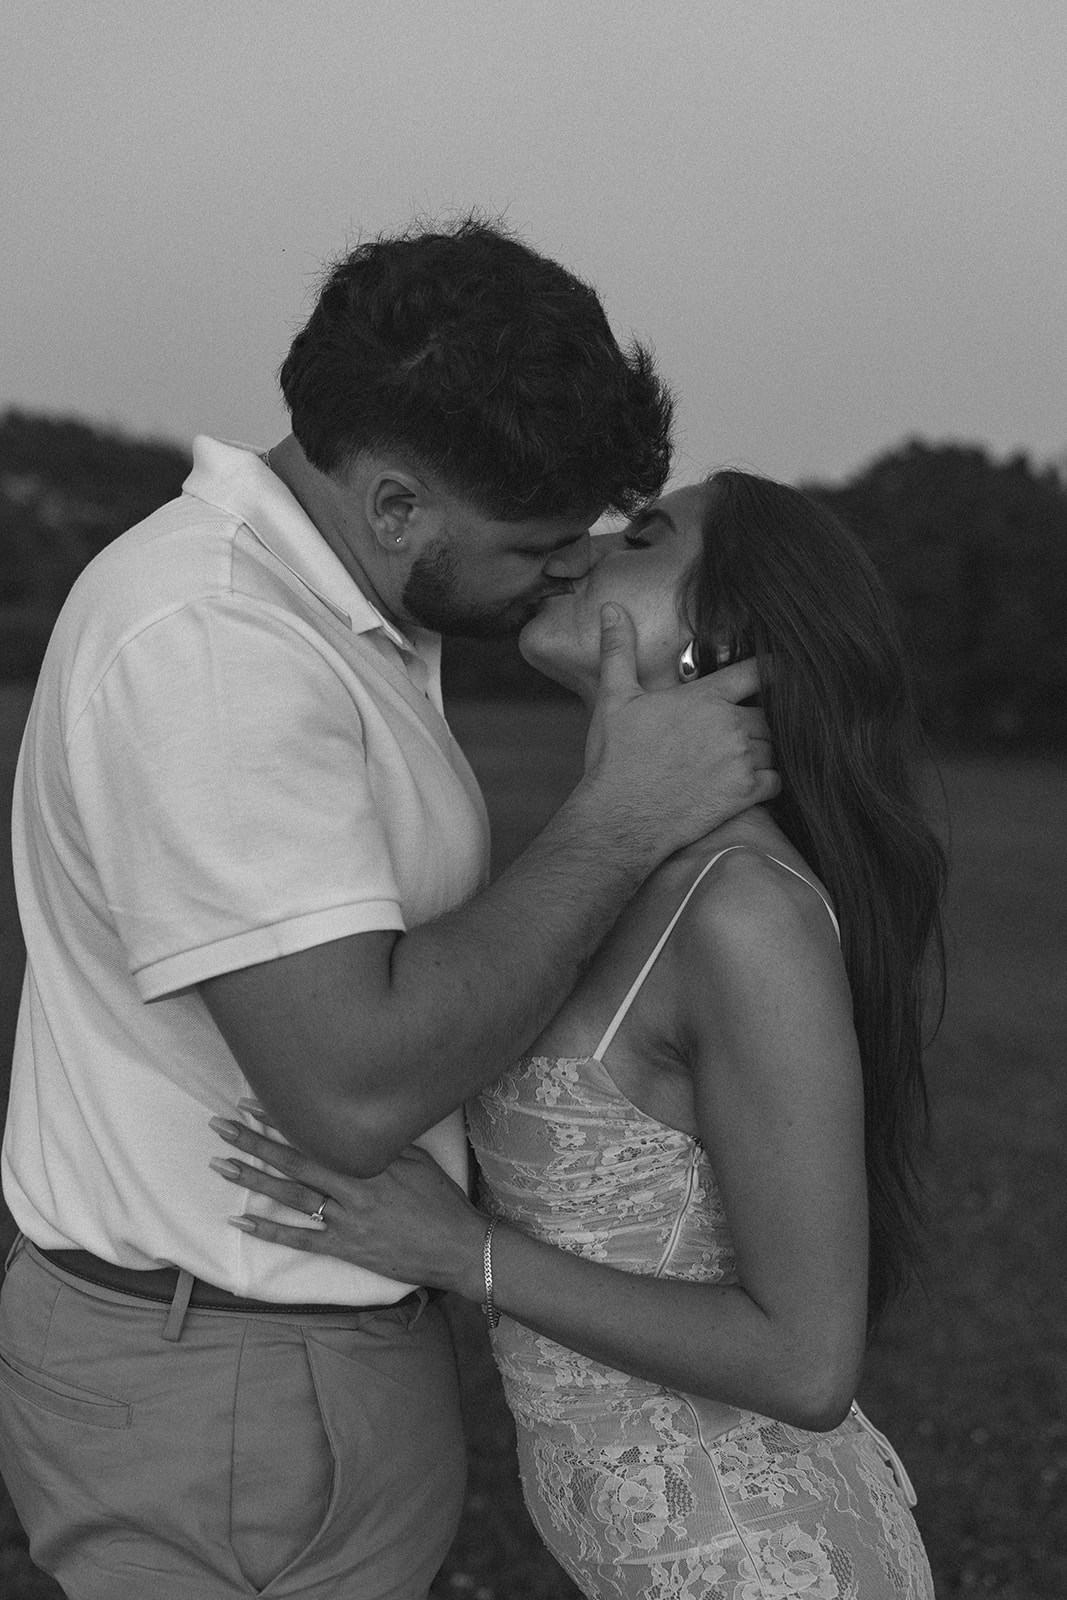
[{"left": 677, "top": 641, "right": 700, "bottom": 682}]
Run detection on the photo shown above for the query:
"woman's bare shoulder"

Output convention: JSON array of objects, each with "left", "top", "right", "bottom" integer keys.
[
  {"left": 671, "top": 835, "right": 844, "bottom": 994},
  {"left": 669, "top": 840, "right": 855, "bottom": 1080}
]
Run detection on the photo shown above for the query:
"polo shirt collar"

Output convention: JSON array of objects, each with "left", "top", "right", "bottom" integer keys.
[{"left": 183, "top": 436, "right": 425, "bottom": 657}]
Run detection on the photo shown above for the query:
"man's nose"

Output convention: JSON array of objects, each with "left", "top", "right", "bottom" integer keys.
[{"left": 542, "top": 531, "right": 593, "bottom": 581}]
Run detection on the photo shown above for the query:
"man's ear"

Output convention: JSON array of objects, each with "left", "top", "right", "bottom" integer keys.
[{"left": 365, "top": 469, "right": 427, "bottom": 552}]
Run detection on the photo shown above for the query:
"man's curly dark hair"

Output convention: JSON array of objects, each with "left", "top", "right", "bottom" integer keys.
[{"left": 279, "top": 216, "right": 673, "bottom": 521}]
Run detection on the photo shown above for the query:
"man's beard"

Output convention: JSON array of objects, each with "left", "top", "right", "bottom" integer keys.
[{"left": 401, "top": 538, "right": 540, "bottom": 640}]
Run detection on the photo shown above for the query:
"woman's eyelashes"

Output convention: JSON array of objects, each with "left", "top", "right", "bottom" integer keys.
[
  {"left": 622, "top": 508, "right": 668, "bottom": 549},
  {"left": 623, "top": 519, "right": 659, "bottom": 549}
]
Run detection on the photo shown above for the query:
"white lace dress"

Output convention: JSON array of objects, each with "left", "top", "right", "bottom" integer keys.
[
  {"left": 466, "top": 854, "right": 935, "bottom": 1600},
  {"left": 467, "top": 1054, "right": 934, "bottom": 1600}
]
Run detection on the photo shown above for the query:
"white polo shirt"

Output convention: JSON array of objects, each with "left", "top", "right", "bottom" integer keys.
[{"left": 4, "top": 437, "right": 491, "bottom": 1304}]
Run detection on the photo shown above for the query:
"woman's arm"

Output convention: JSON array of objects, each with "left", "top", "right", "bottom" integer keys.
[{"left": 211, "top": 854, "right": 868, "bottom": 1430}]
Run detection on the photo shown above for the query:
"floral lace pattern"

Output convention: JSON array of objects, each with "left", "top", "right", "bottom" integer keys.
[{"left": 467, "top": 1056, "right": 934, "bottom": 1599}]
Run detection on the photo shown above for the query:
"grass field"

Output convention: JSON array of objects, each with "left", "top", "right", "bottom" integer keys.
[{"left": 1, "top": 686, "right": 1065, "bottom": 1599}]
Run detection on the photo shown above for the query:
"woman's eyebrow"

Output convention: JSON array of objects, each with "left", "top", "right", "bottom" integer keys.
[{"left": 631, "top": 506, "right": 676, "bottom": 533}]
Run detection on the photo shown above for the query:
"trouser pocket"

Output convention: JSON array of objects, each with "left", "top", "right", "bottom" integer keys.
[
  {"left": 0, "top": 1347, "right": 131, "bottom": 1428},
  {"left": 229, "top": 1327, "right": 337, "bottom": 1593}
]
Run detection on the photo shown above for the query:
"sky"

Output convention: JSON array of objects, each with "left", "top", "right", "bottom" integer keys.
[{"left": 2, "top": 1, "right": 1065, "bottom": 488}]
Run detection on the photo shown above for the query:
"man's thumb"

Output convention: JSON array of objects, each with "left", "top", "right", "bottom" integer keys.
[{"left": 597, "top": 603, "right": 640, "bottom": 696}]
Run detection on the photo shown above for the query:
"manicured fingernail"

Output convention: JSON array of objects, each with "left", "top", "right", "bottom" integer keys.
[
  {"left": 209, "top": 1157, "right": 241, "bottom": 1179},
  {"left": 236, "top": 1099, "right": 268, "bottom": 1118},
  {"left": 209, "top": 1116, "right": 240, "bottom": 1141},
  {"left": 228, "top": 1215, "right": 257, "bottom": 1233}
]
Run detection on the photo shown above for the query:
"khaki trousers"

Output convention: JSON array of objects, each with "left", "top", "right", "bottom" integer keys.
[{"left": 0, "top": 1239, "right": 466, "bottom": 1599}]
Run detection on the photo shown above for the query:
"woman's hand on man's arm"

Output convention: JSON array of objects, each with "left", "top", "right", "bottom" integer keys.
[
  {"left": 206, "top": 849, "right": 868, "bottom": 1433},
  {"left": 209, "top": 1105, "right": 488, "bottom": 1301}
]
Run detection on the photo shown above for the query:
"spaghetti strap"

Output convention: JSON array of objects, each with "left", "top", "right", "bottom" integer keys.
[
  {"left": 761, "top": 855, "right": 841, "bottom": 942},
  {"left": 591, "top": 847, "right": 744, "bottom": 1061},
  {"left": 590, "top": 845, "right": 840, "bottom": 1062}
]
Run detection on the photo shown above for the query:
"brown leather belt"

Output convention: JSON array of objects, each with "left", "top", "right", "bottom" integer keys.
[{"left": 35, "top": 1246, "right": 424, "bottom": 1316}]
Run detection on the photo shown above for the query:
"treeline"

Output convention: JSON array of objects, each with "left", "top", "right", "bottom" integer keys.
[
  {"left": 1, "top": 410, "right": 1064, "bottom": 747},
  {"left": 805, "top": 443, "right": 1067, "bottom": 747}
]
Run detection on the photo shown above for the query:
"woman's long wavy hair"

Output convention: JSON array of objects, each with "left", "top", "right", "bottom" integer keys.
[{"left": 687, "top": 470, "right": 947, "bottom": 1333}]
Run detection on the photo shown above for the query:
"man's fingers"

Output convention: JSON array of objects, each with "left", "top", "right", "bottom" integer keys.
[
  {"left": 736, "top": 704, "right": 770, "bottom": 744},
  {"left": 750, "top": 767, "right": 782, "bottom": 804},
  {"left": 595, "top": 604, "right": 640, "bottom": 699},
  {"left": 699, "top": 656, "right": 761, "bottom": 703}
]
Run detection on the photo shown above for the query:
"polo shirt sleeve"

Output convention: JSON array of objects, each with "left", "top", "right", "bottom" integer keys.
[{"left": 66, "top": 594, "right": 406, "bottom": 1001}]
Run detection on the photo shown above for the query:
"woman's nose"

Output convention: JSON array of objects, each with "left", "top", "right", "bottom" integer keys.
[{"left": 586, "top": 527, "right": 628, "bottom": 565}]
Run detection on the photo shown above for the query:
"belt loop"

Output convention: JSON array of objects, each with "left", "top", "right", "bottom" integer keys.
[
  {"left": 3, "top": 1232, "right": 25, "bottom": 1278},
  {"left": 162, "top": 1269, "right": 196, "bottom": 1342}
]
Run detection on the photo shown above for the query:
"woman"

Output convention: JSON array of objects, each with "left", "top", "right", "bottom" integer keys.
[{"left": 211, "top": 470, "right": 945, "bottom": 1599}]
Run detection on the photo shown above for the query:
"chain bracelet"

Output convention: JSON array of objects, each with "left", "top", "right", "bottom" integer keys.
[{"left": 481, "top": 1218, "right": 500, "bottom": 1328}]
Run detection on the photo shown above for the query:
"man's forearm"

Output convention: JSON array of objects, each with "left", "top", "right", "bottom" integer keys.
[
  {"left": 201, "top": 642, "right": 777, "bottom": 1173},
  {"left": 270, "top": 785, "right": 658, "bottom": 1171}
]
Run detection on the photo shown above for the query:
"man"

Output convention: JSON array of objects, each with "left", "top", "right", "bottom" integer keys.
[{"left": 0, "top": 218, "right": 775, "bottom": 1599}]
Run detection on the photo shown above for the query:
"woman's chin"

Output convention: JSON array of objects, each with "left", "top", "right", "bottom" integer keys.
[{"left": 517, "top": 622, "right": 585, "bottom": 696}]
